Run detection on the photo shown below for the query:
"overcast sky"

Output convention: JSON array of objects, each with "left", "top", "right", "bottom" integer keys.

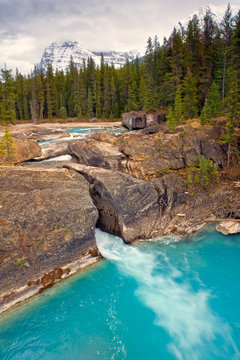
[{"left": 0, "top": 0, "right": 238, "bottom": 74}]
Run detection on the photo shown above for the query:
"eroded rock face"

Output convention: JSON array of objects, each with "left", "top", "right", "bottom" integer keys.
[
  {"left": 0, "top": 166, "right": 99, "bottom": 297},
  {"left": 68, "top": 139, "right": 125, "bottom": 171},
  {"left": 119, "top": 126, "right": 227, "bottom": 179},
  {"left": 64, "top": 163, "right": 161, "bottom": 243},
  {"left": 151, "top": 173, "right": 240, "bottom": 236},
  {"left": 216, "top": 221, "right": 240, "bottom": 235}
]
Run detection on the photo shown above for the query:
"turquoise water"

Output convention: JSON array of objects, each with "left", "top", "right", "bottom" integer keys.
[
  {"left": 39, "top": 127, "right": 128, "bottom": 146},
  {"left": 0, "top": 227, "right": 240, "bottom": 360},
  {"left": 66, "top": 127, "right": 128, "bottom": 134}
]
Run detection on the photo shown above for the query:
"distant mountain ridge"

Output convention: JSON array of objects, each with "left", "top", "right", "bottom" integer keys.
[
  {"left": 180, "top": 3, "right": 239, "bottom": 28},
  {"left": 38, "top": 41, "right": 139, "bottom": 72},
  {"left": 38, "top": 4, "right": 239, "bottom": 73}
]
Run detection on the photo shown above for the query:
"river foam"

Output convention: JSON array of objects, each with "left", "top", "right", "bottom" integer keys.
[{"left": 96, "top": 229, "right": 239, "bottom": 360}]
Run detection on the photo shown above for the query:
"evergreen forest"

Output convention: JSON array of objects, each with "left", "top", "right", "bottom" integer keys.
[{"left": 0, "top": 5, "right": 239, "bottom": 129}]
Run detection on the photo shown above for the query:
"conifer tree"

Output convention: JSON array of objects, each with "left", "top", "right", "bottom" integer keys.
[
  {"left": 185, "top": 15, "right": 201, "bottom": 76},
  {"left": 183, "top": 69, "right": 199, "bottom": 119},
  {"left": 15, "top": 70, "right": 29, "bottom": 120},
  {"left": 46, "top": 64, "right": 57, "bottom": 120},
  {"left": 174, "top": 85, "right": 184, "bottom": 123},
  {"left": 200, "top": 81, "right": 222, "bottom": 124},
  {"left": 170, "top": 28, "right": 184, "bottom": 85},
  {"left": 86, "top": 87, "right": 94, "bottom": 118},
  {"left": 220, "top": 4, "right": 234, "bottom": 99},
  {"left": 201, "top": 9, "right": 217, "bottom": 99},
  {"left": 0, "top": 123, "right": 15, "bottom": 165},
  {"left": 0, "top": 67, "right": 16, "bottom": 125},
  {"left": 166, "top": 106, "right": 177, "bottom": 130}
]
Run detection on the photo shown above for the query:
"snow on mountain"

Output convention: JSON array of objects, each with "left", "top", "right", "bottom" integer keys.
[
  {"left": 38, "top": 41, "right": 139, "bottom": 72},
  {"left": 180, "top": 3, "right": 239, "bottom": 28}
]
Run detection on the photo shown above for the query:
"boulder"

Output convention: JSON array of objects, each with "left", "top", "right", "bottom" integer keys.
[
  {"left": 88, "top": 131, "right": 120, "bottom": 145},
  {"left": 34, "top": 140, "right": 70, "bottom": 160},
  {"left": 90, "top": 117, "right": 98, "bottom": 123},
  {"left": 0, "top": 139, "right": 41, "bottom": 165},
  {"left": 122, "top": 111, "right": 146, "bottom": 130},
  {"left": 216, "top": 221, "right": 240, "bottom": 235},
  {"left": 68, "top": 139, "right": 125, "bottom": 171},
  {"left": 64, "top": 162, "right": 161, "bottom": 243},
  {"left": 0, "top": 166, "right": 98, "bottom": 297}
]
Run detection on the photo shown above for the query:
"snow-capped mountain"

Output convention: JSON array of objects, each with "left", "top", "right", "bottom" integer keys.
[
  {"left": 38, "top": 41, "right": 139, "bottom": 72},
  {"left": 180, "top": 3, "right": 239, "bottom": 28}
]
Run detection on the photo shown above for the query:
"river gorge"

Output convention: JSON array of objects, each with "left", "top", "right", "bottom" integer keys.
[{"left": 0, "top": 121, "right": 239, "bottom": 359}]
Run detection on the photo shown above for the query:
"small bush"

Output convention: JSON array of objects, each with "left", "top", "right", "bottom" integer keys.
[{"left": 15, "top": 258, "right": 26, "bottom": 266}]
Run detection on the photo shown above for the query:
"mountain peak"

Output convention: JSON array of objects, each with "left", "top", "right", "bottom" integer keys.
[
  {"left": 180, "top": 3, "right": 239, "bottom": 28},
  {"left": 38, "top": 41, "right": 140, "bottom": 72}
]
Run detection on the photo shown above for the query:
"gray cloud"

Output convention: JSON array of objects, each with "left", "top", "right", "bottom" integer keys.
[{"left": 0, "top": 0, "right": 236, "bottom": 73}]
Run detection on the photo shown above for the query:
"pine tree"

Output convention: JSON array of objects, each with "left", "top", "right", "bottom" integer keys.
[
  {"left": 15, "top": 70, "right": 29, "bottom": 120},
  {"left": 86, "top": 87, "right": 94, "bottom": 118},
  {"left": 200, "top": 81, "right": 222, "bottom": 124},
  {"left": 46, "top": 64, "right": 57, "bottom": 120},
  {"left": 0, "top": 123, "right": 15, "bottom": 165},
  {"left": 185, "top": 15, "right": 202, "bottom": 76},
  {"left": 174, "top": 85, "right": 184, "bottom": 123},
  {"left": 183, "top": 69, "right": 199, "bottom": 119},
  {"left": 170, "top": 28, "right": 184, "bottom": 85},
  {"left": 220, "top": 4, "right": 234, "bottom": 99},
  {"left": 0, "top": 67, "right": 16, "bottom": 125},
  {"left": 221, "top": 70, "right": 240, "bottom": 167},
  {"left": 201, "top": 9, "right": 217, "bottom": 100},
  {"left": 166, "top": 106, "right": 177, "bottom": 130}
]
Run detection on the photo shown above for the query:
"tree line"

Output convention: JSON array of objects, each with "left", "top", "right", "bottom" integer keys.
[{"left": 0, "top": 5, "right": 239, "bottom": 127}]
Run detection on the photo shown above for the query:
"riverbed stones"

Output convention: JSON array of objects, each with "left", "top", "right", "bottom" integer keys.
[
  {"left": 0, "top": 166, "right": 99, "bottom": 298},
  {"left": 64, "top": 162, "right": 161, "bottom": 243},
  {"left": 216, "top": 221, "right": 240, "bottom": 235}
]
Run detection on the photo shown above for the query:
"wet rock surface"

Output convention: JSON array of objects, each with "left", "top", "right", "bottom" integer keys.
[{"left": 216, "top": 221, "right": 240, "bottom": 235}]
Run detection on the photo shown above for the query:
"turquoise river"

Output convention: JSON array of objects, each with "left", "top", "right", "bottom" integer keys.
[{"left": 0, "top": 226, "right": 240, "bottom": 360}]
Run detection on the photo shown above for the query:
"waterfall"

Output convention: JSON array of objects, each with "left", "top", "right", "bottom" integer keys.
[{"left": 96, "top": 229, "right": 239, "bottom": 360}]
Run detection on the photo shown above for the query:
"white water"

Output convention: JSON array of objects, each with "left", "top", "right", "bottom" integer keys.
[
  {"left": 42, "top": 154, "right": 72, "bottom": 162},
  {"left": 96, "top": 229, "right": 239, "bottom": 360}
]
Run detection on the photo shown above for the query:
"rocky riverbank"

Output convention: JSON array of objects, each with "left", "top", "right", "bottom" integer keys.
[{"left": 0, "top": 120, "right": 239, "bottom": 314}]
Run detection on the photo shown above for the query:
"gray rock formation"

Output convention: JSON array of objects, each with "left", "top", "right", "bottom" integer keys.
[
  {"left": 0, "top": 166, "right": 98, "bottom": 301},
  {"left": 68, "top": 139, "right": 125, "bottom": 171},
  {"left": 64, "top": 162, "right": 161, "bottom": 243}
]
